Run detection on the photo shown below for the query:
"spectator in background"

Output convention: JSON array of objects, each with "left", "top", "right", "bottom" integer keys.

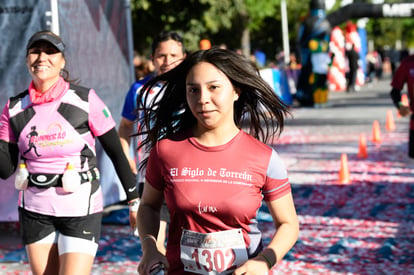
[
  {"left": 254, "top": 48, "right": 266, "bottom": 68},
  {"left": 375, "top": 50, "right": 383, "bottom": 80},
  {"left": 389, "top": 48, "right": 400, "bottom": 76},
  {"left": 218, "top": 43, "right": 227, "bottom": 49},
  {"left": 133, "top": 50, "right": 142, "bottom": 68},
  {"left": 118, "top": 30, "right": 186, "bottom": 254},
  {"left": 133, "top": 51, "right": 146, "bottom": 80},
  {"left": 289, "top": 53, "right": 300, "bottom": 70},
  {"left": 366, "top": 50, "right": 377, "bottom": 83},
  {"left": 345, "top": 42, "right": 359, "bottom": 92},
  {"left": 276, "top": 51, "right": 286, "bottom": 68},
  {"left": 199, "top": 39, "right": 211, "bottom": 50},
  {"left": 135, "top": 56, "right": 154, "bottom": 81}
]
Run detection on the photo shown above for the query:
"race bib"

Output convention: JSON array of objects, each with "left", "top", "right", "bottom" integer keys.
[{"left": 180, "top": 229, "right": 248, "bottom": 275}]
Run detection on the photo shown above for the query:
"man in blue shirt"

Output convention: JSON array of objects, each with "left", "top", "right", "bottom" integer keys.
[{"left": 118, "top": 31, "right": 186, "bottom": 254}]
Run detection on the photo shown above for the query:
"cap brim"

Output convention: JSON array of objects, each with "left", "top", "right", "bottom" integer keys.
[{"left": 27, "top": 33, "right": 65, "bottom": 53}]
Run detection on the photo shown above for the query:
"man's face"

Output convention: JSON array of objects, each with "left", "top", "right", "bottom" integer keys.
[{"left": 152, "top": 39, "right": 186, "bottom": 75}]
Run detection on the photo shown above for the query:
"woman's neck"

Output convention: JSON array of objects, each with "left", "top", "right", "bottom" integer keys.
[
  {"left": 33, "top": 77, "right": 60, "bottom": 93},
  {"left": 193, "top": 124, "right": 240, "bottom": 146}
]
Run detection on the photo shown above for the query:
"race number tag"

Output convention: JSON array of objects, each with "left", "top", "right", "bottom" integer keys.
[{"left": 180, "top": 229, "right": 248, "bottom": 274}]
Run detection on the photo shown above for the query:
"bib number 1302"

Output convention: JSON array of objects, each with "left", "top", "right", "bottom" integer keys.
[
  {"left": 192, "top": 247, "right": 236, "bottom": 272},
  {"left": 180, "top": 229, "right": 248, "bottom": 275}
]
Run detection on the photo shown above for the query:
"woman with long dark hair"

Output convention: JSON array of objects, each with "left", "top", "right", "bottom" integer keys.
[{"left": 136, "top": 47, "right": 299, "bottom": 275}]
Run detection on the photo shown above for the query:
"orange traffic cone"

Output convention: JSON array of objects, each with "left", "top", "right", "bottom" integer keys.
[
  {"left": 401, "top": 94, "right": 409, "bottom": 107},
  {"left": 339, "top": 153, "right": 351, "bottom": 184},
  {"left": 386, "top": 110, "right": 396, "bottom": 131},
  {"left": 372, "top": 120, "right": 382, "bottom": 143},
  {"left": 357, "top": 133, "right": 368, "bottom": 159}
]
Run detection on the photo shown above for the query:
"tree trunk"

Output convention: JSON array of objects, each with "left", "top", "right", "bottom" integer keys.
[{"left": 241, "top": 27, "right": 250, "bottom": 58}]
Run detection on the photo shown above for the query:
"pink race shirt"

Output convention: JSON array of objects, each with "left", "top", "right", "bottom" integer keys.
[
  {"left": 146, "top": 130, "right": 291, "bottom": 274},
  {"left": 0, "top": 84, "right": 115, "bottom": 216}
]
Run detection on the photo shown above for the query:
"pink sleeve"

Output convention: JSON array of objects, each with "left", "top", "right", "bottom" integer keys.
[
  {"left": 0, "top": 101, "right": 16, "bottom": 142},
  {"left": 88, "top": 89, "right": 116, "bottom": 136}
]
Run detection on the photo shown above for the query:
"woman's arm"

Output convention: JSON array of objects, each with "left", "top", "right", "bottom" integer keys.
[
  {"left": 234, "top": 192, "right": 299, "bottom": 275},
  {"left": 97, "top": 127, "right": 139, "bottom": 201},
  {"left": 0, "top": 140, "right": 18, "bottom": 179},
  {"left": 137, "top": 181, "right": 169, "bottom": 275},
  {"left": 263, "top": 192, "right": 299, "bottom": 264},
  {"left": 97, "top": 128, "right": 140, "bottom": 230}
]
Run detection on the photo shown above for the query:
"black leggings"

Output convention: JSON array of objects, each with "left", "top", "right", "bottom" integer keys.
[
  {"left": 409, "top": 115, "right": 414, "bottom": 158},
  {"left": 409, "top": 129, "right": 414, "bottom": 158}
]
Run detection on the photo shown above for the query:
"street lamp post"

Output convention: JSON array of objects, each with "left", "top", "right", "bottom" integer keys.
[{"left": 281, "top": 0, "right": 290, "bottom": 65}]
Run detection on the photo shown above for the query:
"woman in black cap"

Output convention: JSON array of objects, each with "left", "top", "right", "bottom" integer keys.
[{"left": 0, "top": 30, "right": 140, "bottom": 275}]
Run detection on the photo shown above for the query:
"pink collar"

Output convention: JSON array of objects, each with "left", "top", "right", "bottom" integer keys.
[{"left": 29, "top": 77, "right": 69, "bottom": 104}]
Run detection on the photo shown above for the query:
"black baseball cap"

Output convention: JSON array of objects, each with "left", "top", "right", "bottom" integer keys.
[{"left": 26, "top": 32, "right": 65, "bottom": 53}]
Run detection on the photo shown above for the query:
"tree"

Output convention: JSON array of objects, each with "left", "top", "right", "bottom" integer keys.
[
  {"left": 236, "top": 0, "right": 281, "bottom": 57},
  {"left": 130, "top": 0, "right": 301, "bottom": 58},
  {"left": 365, "top": 16, "right": 414, "bottom": 50},
  {"left": 130, "top": 0, "right": 241, "bottom": 55},
  {"left": 130, "top": 0, "right": 414, "bottom": 67},
  {"left": 130, "top": 0, "right": 315, "bottom": 62}
]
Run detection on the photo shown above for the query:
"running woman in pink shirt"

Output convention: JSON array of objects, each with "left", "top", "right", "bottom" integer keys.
[
  {"left": 136, "top": 48, "right": 299, "bottom": 275},
  {"left": 0, "top": 31, "right": 139, "bottom": 275}
]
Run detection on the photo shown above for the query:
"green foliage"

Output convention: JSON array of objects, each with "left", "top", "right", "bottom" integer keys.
[
  {"left": 130, "top": 0, "right": 413, "bottom": 64},
  {"left": 402, "top": 18, "right": 414, "bottom": 48},
  {"left": 346, "top": 0, "right": 414, "bottom": 50},
  {"left": 130, "top": 0, "right": 242, "bottom": 54},
  {"left": 244, "top": 0, "right": 280, "bottom": 30},
  {"left": 366, "top": 16, "right": 414, "bottom": 50}
]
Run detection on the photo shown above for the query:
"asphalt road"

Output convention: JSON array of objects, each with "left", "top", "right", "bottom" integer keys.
[{"left": 286, "top": 75, "right": 397, "bottom": 136}]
